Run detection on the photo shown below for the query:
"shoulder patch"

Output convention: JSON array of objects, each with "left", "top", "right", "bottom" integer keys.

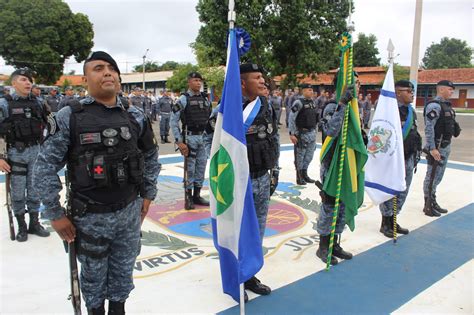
[
  {"left": 426, "top": 110, "right": 438, "bottom": 120},
  {"left": 172, "top": 103, "right": 182, "bottom": 113},
  {"left": 291, "top": 105, "right": 299, "bottom": 113},
  {"left": 47, "top": 113, "right": 59, "bottom": 136}
]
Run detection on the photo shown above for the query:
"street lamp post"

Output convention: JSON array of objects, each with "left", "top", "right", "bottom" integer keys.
[{"left": 142, "top": 48, "right": 149, "bottom": 90}]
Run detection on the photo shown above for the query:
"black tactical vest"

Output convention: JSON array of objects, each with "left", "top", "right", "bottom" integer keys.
[
  {"left": 426, "top": 100, "right": 456, "bottom": 147},
  {"left": 3, "top": 95, "right": 44, "bottom": 148},
  {"left": 245, "top": 97, "right": 278, "bottom": 174},
  {"left": 130, "top": 96, "right": 144, "bottom": 110},
  {"left": 67, "top": 102, "right": 144, "bottom": 205},
  {"left": 46, "top": 95, "right": 60, "bottom": 112},
  {"left": 159, "top": 97, "right": 173, "bottom": 113},
  {"left": 181, "top": 92, "right": 210, "bottom": 132},
  {"left": 399, "top": 105, "right": 421, "bottom": 159},
  {"left": 295, "top": 98, "right": 318, "bottom": 129}
]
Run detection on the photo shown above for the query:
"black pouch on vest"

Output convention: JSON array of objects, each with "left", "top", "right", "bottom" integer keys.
[{"left": 453, "top": 121, "right": 461, "bottom": 137}]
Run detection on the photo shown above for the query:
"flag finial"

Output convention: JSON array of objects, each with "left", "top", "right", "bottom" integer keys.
[{"left": 387, "top": 39, "right": 395, "bottom": 65}]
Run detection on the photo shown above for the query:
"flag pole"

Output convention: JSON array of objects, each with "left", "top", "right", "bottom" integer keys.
[
  {"left": 326, "top": 15, "right": 356, "bottom": 271},
  {"left": 227, "top": 0, "right": 245, "bottom": 312},
  {"left": 387, "top": 39, "right": 399, "bottom": 244}
]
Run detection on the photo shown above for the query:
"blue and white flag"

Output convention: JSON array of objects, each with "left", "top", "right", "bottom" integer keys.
[
  {"left": 209, "top": 28, "right": 263, "bottom": 302},
  {"left": 365, "top": 64, "right": 406, "bottom": 205}
]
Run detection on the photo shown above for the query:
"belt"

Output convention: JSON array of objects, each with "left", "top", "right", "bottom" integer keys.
[
  {"left": 71, "top": 190, "right": 138, "bottom": 215},
  {"left": 250, "top": 169, "right": 268, "bottom": 179},
  {"left": 186, "top": 130, "right": 204, "bottom": 136},
  {"left": 298, "top": 128, "right": 315, "bottom": 133},
  {"left": 8, "top": 140, "right": 40, "bottom": 149}
]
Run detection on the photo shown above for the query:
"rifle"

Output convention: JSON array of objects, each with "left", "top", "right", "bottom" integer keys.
[
  {"left": 5, "top": 173, "right": 15, "bottom": 240},
  {"left": 64, "top": 172, "right": 82, "bottom": 315},
  {"left": 1, "top": 136, "right": 14, "bottom": 240},
  {"left": 423, "top": 134, "right": 442, "bottom": 216},
  {"left": 182, "top": 125, "right": 193, "bottom": 209}
]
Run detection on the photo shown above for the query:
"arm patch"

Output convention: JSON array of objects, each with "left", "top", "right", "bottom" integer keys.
[
  {"left": 426, "top": 110, "right": 438, "bottom": 120},
  {"left": 172, "top": 103, "right": 182, "bottom": 113}
]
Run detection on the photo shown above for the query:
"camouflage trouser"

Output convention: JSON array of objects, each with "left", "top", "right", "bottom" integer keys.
[
  {"left": 8, "top": 145, "right": 41, "bottom": 215},
  {"left": 295, "top": 130, "right": 316, "bottom": 170},
  {"left": 203, "top": 132, "right": 213, "bottom": 159},
  {"left": 423, "top": 144, "right": 451, "bottom": 199},
  {"left": 74, "top": 198, "right": 142, "bottom": 309},
  {"left": 185, "top": 134, "right": 207, "bottom": 190},
  {"left": 380, "top": 155, "right": 416, "bottom": 216},
  {"left": 317, "top": 202, "right": 346, "bottom": 236},
  {"left": 159, "top": 113, "right": 171, "bottom": 136},
  {"left": 251, "top": 172, "right": 270, "bottom": 240},
  {"left": 317, "top": 161, "right": 345, "bottom": 236}
]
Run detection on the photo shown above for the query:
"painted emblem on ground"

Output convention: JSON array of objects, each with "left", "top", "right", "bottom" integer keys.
[{"left": 134, "top": 174, "right": 319, "bottom": 279}]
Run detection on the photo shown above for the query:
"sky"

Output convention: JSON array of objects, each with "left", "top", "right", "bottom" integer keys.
[{"left": 0, "top": 0, "right": 472, "bottom": 76}]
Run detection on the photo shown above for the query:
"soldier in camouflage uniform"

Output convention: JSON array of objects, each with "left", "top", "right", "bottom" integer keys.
[
  {"left": 157, "top": 90, "right": 173, "bottom": 144},
  {"left": 58, "top": 86, "right": 75, "bottom": 110},
  {"left": 129, "top": 87, "right": 144, "bottom": 110},
  {"left": 316, "top": 73, "right": 360, "bottom": 266},
  {"left": 171, "top": 72, "right": 210, "bottom": 210},
  {"left": 422, "top": 80, "right": 460, "bottom": 217},
  {"left": 0, "top": 68, "right": 50, "bottom": 242},
  {"left": 33, "top": 52, "right": 160, "bottom": 315},
  {"left": 45, "top": 87, "right": 61, "bottom": 113},
  {"left": 379, "top": 80, "right": 422, "bottom": 237},
  {"left": 289, "top": 83, "right": 318, "bottom": 185},
  {"left": 239, "top": 63, "right": 279, "bottom": 299}
]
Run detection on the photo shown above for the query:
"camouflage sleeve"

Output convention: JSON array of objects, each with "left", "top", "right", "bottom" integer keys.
[
  {"left": 424, "top": 102, "right": 441, "bottom": 150},
  {"left": 0, "top": 98, "right": 9, "bottom": 123},
  {"left": 288, "top": 100, "right": 302, "bottom": 136},
  {"left": 170, "top": 95, "right": 186, "bottom": 143},
  {"left": 127, "top": 106, "right": 160, "bottom": 200},
  {"left": 324, "top": 102, "right": 346, "bottom": 138},
  {"left": 33, "top": 107, "right": 72, "bottom": 221}
]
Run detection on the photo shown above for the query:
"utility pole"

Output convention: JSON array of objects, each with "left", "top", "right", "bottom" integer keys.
[
  {"left": 409, "top": 0, "right": 423, "bottom": 107},
  {"left": 142, "top": 48, "right": 149, "bottom": 90}
]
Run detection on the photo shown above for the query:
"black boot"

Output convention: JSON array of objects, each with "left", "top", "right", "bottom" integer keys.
[
  {"left": 15, "top": 214, "right": 28, "bottom": 242},
  {"left": 185, "top": 189, "right": 194, "bottom": 210},
  {"left": 296, "top": 170, "right": 306, "bottom": 185},
  {"left": 423, "top": 197, "right": 441, "bottom": 217},
  {"left": 88, "top": 300, "right": 105, "bottom": 315},
  {"left": 379, "top": 215, "right": 393, "bottom": 238},
  {"left": 108, "top": 301, "right": 125, "bottom": 315},
  {"left": 432, "top": 197, "right": 448, "bottom": 214},
  {"left": 164, "top": 135, "right": 171, "bottom": 143},
  {"left": 301, "top": 169, "right": 315, "bottom": 184},
  {"left": 193, "top": 187, "right": 209, "bottom": 206},
  {"left": 160, "top": 136, "right": 165, "bottom": 144},
  {"left": 28, "top": 212, "right": 50, "bottom": 237},
  {"left": 244, "top": 276, "right": 271, "bottom": 295},
  {"left": 333, "top": 234, "right": 352, "bottom": 260},
  {"left": 316, "top": 235, "right": 338, "bottom": 265},
  {"left": 393, "top": 215, "right": 409, "bottom": 235}
]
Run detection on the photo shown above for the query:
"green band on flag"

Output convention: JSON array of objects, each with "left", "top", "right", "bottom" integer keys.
[{"left": 210, "top": 145, "right": 235, "bottom": 216}]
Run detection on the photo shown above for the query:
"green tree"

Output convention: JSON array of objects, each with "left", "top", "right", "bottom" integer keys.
[
  {"left": 165, "top": 63, "right": 199, "bottom": 93},
  {"left": 422, "top": 37, "right": 473, "bottom": 69},
  {"left": 158, "top": 61, "right": 180, "bottom": 71},
  {"left": 353, "top": 33, "right": 380, "bottom": 67},
  {"left": 193, "top": 0, "right": 352, "bottom": 88},
  {"left": 0, "top": 0, "right": 94, "bottom": 85},
  {"left": 199, "top": 66, "right": 225, "bottom": 99},
  {"left": 133, "top": 61, "right": 160, "bottom": 72}
]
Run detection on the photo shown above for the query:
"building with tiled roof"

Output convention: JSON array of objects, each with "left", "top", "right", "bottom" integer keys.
[
  {"left": 54, "top": 75, "right": 85, "bottom": 87},
  {"left": 416, "top": 68, "right": 474, "bottom": 108}
]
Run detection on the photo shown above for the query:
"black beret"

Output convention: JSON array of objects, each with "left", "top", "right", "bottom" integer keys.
[
  {"left": 240, "top": 63, "right": 264, "bottom": 74},
  {"left": 11, "top": 68, "right": 33, "bottom": 83},
  {"left": 83, "top": 51, "right": 120, "bottom": 75},
  {"left": 65, "top": 86, "right": 73, "bottom": 90},
  {"left": 188, "top": 71, "right": 203, "bottom": 80},
  {"left": 395, "top": 80, "right": 414, "bottom": 89},
  {"left": 299, "top": 83, "right": 312, "bottom": 89},
  {"left": 437, "top": 80, "right": 455, "bottom": 89}
]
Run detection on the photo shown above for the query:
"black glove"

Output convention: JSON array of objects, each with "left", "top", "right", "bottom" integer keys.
[{"left": 339, "top": 85, "right": 355, "bottom": 105}]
